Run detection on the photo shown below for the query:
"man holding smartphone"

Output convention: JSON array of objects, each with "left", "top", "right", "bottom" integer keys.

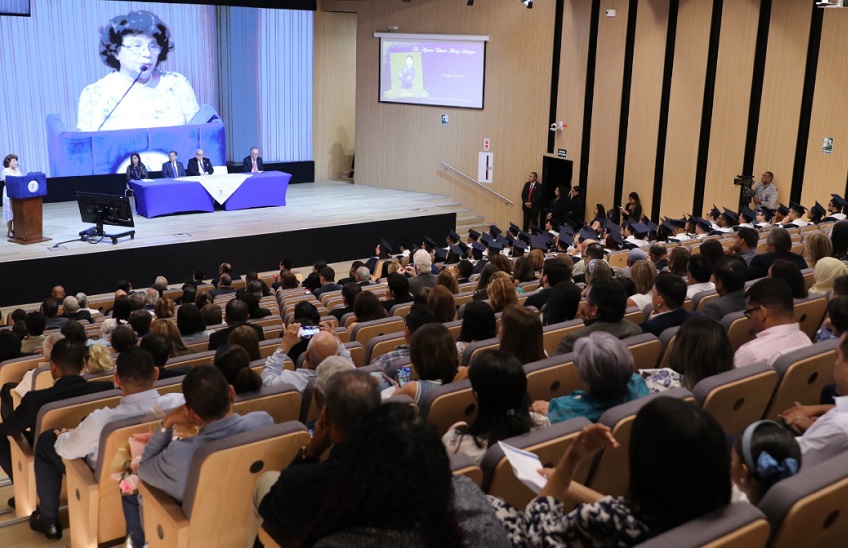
[{"left": 260, "top": 323, "right": 353, "bottom": 392}]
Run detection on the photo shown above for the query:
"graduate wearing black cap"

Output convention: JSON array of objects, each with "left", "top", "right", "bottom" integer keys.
[
  {"left": 624, "top": 222, "right": 650, "bottom": 250},
  {"left": 809, "top": 202, "right": 826, "bottom": 225},
  {"left": 754, "top": 207, "right": 772, "bottom": 228},
  {"left": 781, "top": 202, "right": 809, "bottom": 227},
  {"left": 467, "top": 229, "right": 481, "bottom": 244},
  {"left": 693, "top": 217, "right": 713, "bottom": 240},
  {"left": 827, "top": 195, "right": 848, "bottom": 221},
  {"left": 738, "top": 207, "right": 756, "bottom": 228},
  {"left": 715, "top": 208, "right": 737, "bottom": 233}
]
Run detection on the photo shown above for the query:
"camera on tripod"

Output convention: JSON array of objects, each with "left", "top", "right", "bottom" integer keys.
[{"left": 734, "top": 174, "right": 756, "bottom": 211}]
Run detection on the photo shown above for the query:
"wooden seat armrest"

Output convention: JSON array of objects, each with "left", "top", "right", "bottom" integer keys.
[
  {"left": 139, "top": 482, "right": 190, "bottom": 547},
  {"left": 63, "top": 457, "right": 99, "bottom": 546},
  {"left": 9, "top": 433, "right": 36, "bottom": 517},
  {"left": 63, "top": 456, "right": 97, "bottom": 492}
]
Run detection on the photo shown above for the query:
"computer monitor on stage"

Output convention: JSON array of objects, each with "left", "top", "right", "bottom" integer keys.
[{"left": 76, "top": 192, "right": 136, "bottom": 244}]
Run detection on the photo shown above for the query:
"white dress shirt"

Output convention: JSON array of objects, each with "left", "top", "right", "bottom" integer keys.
[
  {"left": 797, "top": 396, "right": 848, "bottom": 468},
  {"left": 734, "top": 323, "right": 812, "bottom": 368},
  {"left": 54, "top": 389, "right": 185, "bottom": 469},
  {"left": 686, "top": 282, "right": 716, "bottom": 299}
]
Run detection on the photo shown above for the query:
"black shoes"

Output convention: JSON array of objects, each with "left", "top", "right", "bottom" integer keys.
[{"left": 29, "top": 509, "right": 62, "bottom": 540}]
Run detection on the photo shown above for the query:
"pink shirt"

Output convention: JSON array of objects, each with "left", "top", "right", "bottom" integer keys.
[{"left": 734, "top": 323, "right": 812, "bottom": 368}]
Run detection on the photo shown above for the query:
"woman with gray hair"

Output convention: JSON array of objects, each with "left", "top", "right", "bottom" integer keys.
[{"left": 532, "top": 331, "right": 648, "bottom": 424}]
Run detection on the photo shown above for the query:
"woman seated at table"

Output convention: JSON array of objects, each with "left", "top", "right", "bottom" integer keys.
[{"left": 126, "top": 152, "right": 148, "bottom": 181}]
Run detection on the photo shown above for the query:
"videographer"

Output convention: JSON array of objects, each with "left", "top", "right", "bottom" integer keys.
[{"left": 752, "top": 171, "right": 778, "bottom": 210}]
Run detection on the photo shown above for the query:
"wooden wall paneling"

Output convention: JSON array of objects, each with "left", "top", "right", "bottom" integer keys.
[
  {"left": 553, "top": 0, "right": 594, "bottom": 208},
  {"left": 313, "top": 10, "right": 357, "bottom": 180},
  {"left": 701, "top": 0, "right": 760, "bottom": 214},
  {"left": 621, "top": 0, "right": 670, "bottom": 218},
  {"left": 658, "top": 0, "right": 713, "bottom": 218},
  {"left": 353, "top": 1, "right": 556, "bottom": 228},
  {"left": 800, "top": 11, "right": 848, "bottom": 208},
  {"left": 584, "top": 0, "right": 629, "bottom": 218},
  {"left": 751, "top": 0, "right": 812, "bottom": 209}
]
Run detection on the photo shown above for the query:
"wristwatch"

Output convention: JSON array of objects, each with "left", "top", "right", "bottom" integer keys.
[{"left": 158, "top": 420, "right": 172, "bottom": 433}]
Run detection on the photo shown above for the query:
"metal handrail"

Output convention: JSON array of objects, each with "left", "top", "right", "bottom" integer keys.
[{"left": 440, "top": 161, "right": 514, "bottom": 205}]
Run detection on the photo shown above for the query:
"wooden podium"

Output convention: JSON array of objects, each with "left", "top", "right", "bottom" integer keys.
[{"left": 6, "top": 172, "right": 50, "bottom": 245}]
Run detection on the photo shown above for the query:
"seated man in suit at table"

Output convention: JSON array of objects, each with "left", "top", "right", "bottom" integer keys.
[
  {"left": 161, "top": 150, "right": 185, "bottom": 178},
  {"left": 186, "top": 148, "right": 214, "bottom": 176},
  {"left": 243, "top": 147, "right": 264, "bottom": 173}
]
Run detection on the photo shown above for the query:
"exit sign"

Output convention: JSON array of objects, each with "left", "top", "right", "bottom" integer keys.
[{"left": 557, "top": 149, "right": 567, "bottom": 158}]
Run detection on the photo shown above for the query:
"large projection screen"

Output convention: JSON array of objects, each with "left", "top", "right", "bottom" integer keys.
[{"left": 376, "top": 33, "right": 488, "bottom": 110}]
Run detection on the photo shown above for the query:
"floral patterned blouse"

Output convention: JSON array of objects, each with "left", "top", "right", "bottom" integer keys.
[
  {"left": 489, "top": 495, "right": 652, "bottom": 547},
  {"left": 77, "top": 70, "right": 199, "bottom": 131}
]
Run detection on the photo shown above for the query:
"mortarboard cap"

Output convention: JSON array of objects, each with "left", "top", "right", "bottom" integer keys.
[
  {"left": 433, "top": 247, "right": 447, "bottom": 262},
  {"left": 448, "top": 231, "right": 460, "bottom": 243},
  {"left": 645, "top": 221, "right": 659, "bottom": 233},
  {"left": 488, "top": 240, "right": 504, "bottom": 251},
  {"left": 481, "top": 232, "right": 493, "bottom": 244},
  {"left": 449, "top": 244, "right": 463, "bottom": 256},
  {"left": 709, "top": 205, "right": 720, "bottom": 218},
  {"left": 471, "top": 241, "right": 486, "bottom": 253},
  {"left": 530, "top": 234, "right": 548, "bottom": 250},
  {"left": 608, "top": 230, "right": 625, "bottom": 247},
  {"left": 789, "top": 202, "right": 807, "bottom": 215},
  {"left": 423, "top": 236, "right": 438, "bottom": 248},
  {"left": 529, "top": 225, "right": 542, "bottom": 235},
  {"left": 513, "top": 239, "right": 527, "bottom": 251},
  {"left": 489, "top": 224, "right": 502, "bottom": 236},
  {"left": 831, "top": 194, "right": 848, "bottom": 208},
  {"left": 557, "top": 232, "right": 573, "bottom": 248},
  {"left": 777, "top": 203, "right": 790, "bottom": 216},
  {"left": 740, "top": 207, "right": 756, "bottom": 222},
  {"left": 695, "top": 218, "right": 712, "bottom": 232},
  {"left": 811, "top": 202, "right": 826, "bottom": 218},
  {"left": 508, "top": 222, "right": 520, "bottom": 235},
  {"left": 630, "top": 222, "right": 649, "bottom": 236},
  {"left": 380, "top": 238, "right": 394, "bottom": 254},
  {"left": 579, "top": 226, "right": 598, "bottom": 242},
  {"left": 721, "top": 208, "right": 739, "bottom": 224},
  {"left": 468, "top": 229, "right": 481, "bottom": 241}
]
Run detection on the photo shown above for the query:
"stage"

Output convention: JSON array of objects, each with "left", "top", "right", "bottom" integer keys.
[{"left": 0, "top": 181, "right": 458, "bottom": 309}]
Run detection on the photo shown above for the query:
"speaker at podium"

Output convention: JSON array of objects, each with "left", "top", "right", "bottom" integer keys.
[{"left": 5, "top": 172, "right": 50, "bottom": 245}]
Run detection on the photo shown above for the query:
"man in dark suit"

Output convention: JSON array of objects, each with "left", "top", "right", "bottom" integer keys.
[
  {"left": 640, "top": 273, "right": 695, "bottom": 337},
  {"left": 701, "top": 255, "right": 747, "bottom": 323},
  {"left": 0, "top": 340, "right": 113, "bottom": 500},
  {"left": 161, "top": 150, "right": 186, "bottom": 178},
  {"left": 243, "top": 147, "right": 264, "bottom": 173},
  {"left": 207, "top": 299, "right": 265, "bottom": 351},
  {"left": 563, "top": 186, "right": 585, "bottom": 228},
  {"left": 382, "top": 273, "right": 414, "bottom": 313},
  {"left": 311, "top": 267, "right": 343, "bottom": 300},
  {"left": 399, "top": 55, "right": 416, "bottom": 89},
  {"left": 746, "top": 227, "right": 807, "bottom": 280},
  {"left": 209, "top": 273, "right": 237, "bottom": 300},
  {"left": 525, "top": 258, "right": 572, "bottom": 310},
  {"left": 186, "top": 148, "right": 214, "bottom": 176},
  {"left": 521, "top": 171, "right": 543, "bottom": 231}
]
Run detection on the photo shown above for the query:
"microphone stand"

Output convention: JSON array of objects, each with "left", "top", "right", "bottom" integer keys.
[{"left": 97, "top": 66, "right": 150, "bottom": 131}]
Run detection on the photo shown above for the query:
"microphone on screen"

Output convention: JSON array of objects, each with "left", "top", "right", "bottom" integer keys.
[{"left": 97, "top": 64, "right": 152, "bottom": 131}]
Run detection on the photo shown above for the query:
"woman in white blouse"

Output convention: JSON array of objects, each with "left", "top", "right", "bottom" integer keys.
[{"left": 1, "top": 154, "right": 22, "bottom": 238}]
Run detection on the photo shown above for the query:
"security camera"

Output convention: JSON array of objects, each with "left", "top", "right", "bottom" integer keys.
[{"left": 550, "top": 123, "right": 558, "bottom": 132}]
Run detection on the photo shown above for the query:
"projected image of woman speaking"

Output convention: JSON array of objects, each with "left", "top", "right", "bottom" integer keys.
[{"left": 77, "top": 10, "right": 200, "bottom": 131}]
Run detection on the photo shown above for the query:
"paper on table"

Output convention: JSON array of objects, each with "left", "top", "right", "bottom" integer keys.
[{"left": 498, "top": 441, "right": 547, "bottom": 494}]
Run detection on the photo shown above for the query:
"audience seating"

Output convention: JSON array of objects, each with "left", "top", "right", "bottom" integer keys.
[
  {"left": 622, "top": 333, "right": 663, "bottom": 371},
  {"left": 232, "top": 383, "right": 301, "bottom": 424},
  {"left": 344, "top": 341, "right": 365, "bottom": 367},
  {"left": 64, "top": 415, "right": 158, "bottom": 546},
  {"left": 9, "top": 389, "right": 122, "bottom": 517},
  {"left": 362, "top": 332, "right": 406, "bottom": 364},
  {"left": 460, "top": 337, "right": 500, "bottom": 367},
  {"left": 763, "top": 339, "right": 838, "bottom": 420},
  {"left": 792, "top": 294, "right": 828, "bottom": 340},
  {"left": 623, "top": 306, "right": 646, "bottom": 325},
  {"left": 139, "top": 422, "right": 310, "bottom": 547},
  {"left": 721, "top": 311, "right": 756, "bottom": 352},
  {"left": 656, "top": 326, "right": 679, "bottom": 369},
  {"left": 481, "top": 417, "right": 592, "bottom": 509},
  {"left": 523, "top": 354, "right": 581, "bottom": 401},
  {"left": 350, "top": 316, "right": 405, "bottom": 346},
  {"left": 417, "top": 378, "right": 476, "bottom": 436},
  {"left": 542, "top": 320, "right": 584, "bottom": 357},
  {"left": 692, "top": 362, "right": 778, "bottom": 437},
  {"left": 299, "top": 379, "right": 319, "bottom": 424},
  {"left": 164, "top": 350, "right": 215, "bottom": 369},
  {"left": 608, "top": 251, "right": 629, "bottom": 268},
  {"left": 0, "top": 355, "right": 44, "bottom": 400},
  {"left": 388, "top": 303, "right": 413, "bottom": 318},
  {"left": 693, "top": 290, "right": 719, "bottom": 312},
  {"left": 449, "top": 453, "right": 483, "bottom": 487},
  {"left": 636, "top": 502, "right": 769, "bottom": 548},
  {"left": 444, "top": 319, "right": 462, "bottom": 340},
  {"left": 801, "top": 268, "right": 815, "bottom": 291},
  {"left": 759, "top": 454, "right": 848, "bottom": 548},
  {"left": 582, "top": 388, "right": 694, "bottom": 498}
]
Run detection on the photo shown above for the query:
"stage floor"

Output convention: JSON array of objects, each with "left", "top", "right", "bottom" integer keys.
[
  {"left": 0, "top": 181, "right": 460, "bottom": 308},
  {"left": 1, "top": 181, "right": 457, "bottom": 263}
]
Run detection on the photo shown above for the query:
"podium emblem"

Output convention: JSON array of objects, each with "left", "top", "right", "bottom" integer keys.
[{"left": 27, "top": 180, "right": 39, "bottom": 193}]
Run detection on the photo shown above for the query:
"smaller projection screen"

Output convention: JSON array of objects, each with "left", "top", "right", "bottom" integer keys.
[{"left": 376, "top": 33, "right": 488, "bottom": 109}]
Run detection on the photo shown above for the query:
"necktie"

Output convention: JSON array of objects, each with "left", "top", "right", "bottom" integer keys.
[
  {"left": 252, "top": 158, "right": 258, "bottom": 173},
  {"left": 173, "top": 162, "right": 177, "bottom": 176},
  {"left": 528, "top": 183, "right": 534, "bottom": 202}
]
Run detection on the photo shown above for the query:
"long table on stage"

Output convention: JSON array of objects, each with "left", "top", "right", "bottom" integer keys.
[{"left": 129, "top": 171, "right": 291, "bottom": 218}]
